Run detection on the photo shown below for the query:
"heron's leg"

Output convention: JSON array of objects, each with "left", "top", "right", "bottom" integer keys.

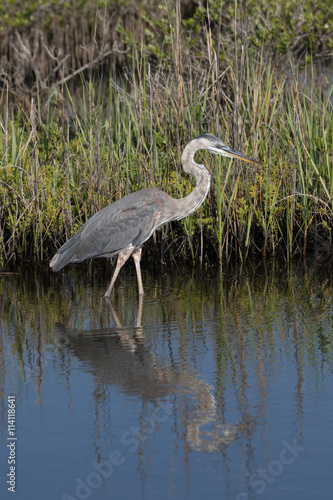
[
  {"left": 104, "top": 247, "right": 134, "bottom": 298},
  {"left": 132, "top": 248, "right": 144, "bottom": 296}
]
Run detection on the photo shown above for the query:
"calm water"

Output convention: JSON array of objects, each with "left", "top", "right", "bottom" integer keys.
[{"left": 1, "top": 260, "right": 333, "bottom": 500}]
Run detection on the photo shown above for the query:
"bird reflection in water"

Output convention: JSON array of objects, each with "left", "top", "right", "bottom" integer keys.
[{"left": 54, "top": 296, "right": 254, "bottom": 452}]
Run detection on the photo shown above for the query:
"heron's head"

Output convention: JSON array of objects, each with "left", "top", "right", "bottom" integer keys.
[{"left": 192, "top": 134, "right": 260, "bottom": 165}]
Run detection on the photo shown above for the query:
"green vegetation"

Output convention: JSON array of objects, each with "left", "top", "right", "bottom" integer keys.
[{"left": 0, "top": 0, "right": 332, "bottom": 268}]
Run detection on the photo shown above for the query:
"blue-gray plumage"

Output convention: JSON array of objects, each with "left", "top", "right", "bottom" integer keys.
[{"left": 50, "top": 134, "right": 260, "bottom": 296}]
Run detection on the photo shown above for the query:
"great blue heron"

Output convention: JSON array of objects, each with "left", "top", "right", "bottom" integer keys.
[{"left": 50, "top": 134, "right": 260, "bottom": 296}]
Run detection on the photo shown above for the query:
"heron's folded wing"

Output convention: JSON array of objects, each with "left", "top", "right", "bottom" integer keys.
[{"left": 57, "top": 197, "right": 163, "bottom": 263}]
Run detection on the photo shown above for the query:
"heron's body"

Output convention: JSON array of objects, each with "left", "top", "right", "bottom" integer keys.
[
  {"left": 50, "top": 185, "right": 206, "bottom": 265},
  {"left": 50, "top": 134, "right": 259, "bottom": 296}
]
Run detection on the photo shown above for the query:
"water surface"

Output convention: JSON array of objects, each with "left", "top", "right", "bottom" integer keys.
[{"left": 1, "top": 260, "right": 333, "bottom": 500}]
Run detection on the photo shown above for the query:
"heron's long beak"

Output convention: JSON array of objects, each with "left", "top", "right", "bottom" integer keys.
[{"left": 214, "top": 145, "right": 261, "bottom": 165}]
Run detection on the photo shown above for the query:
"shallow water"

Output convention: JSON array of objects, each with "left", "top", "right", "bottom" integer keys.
[{"left": 1, "top": 259, "right": 333, "bottom": 500}]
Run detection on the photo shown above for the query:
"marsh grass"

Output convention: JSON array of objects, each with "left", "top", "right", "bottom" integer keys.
[{"left": 0, "top": 6, "right": 332, "bottom": 269}]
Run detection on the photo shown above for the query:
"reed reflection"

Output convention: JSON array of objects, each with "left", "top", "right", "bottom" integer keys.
[{"left": 1, "top": 260, "right": 333, "bottom": 500}]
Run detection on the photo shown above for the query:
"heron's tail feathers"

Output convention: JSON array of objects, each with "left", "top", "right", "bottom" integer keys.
[{"left": 49, "top": 253, "right": 65, "bottom": 272}]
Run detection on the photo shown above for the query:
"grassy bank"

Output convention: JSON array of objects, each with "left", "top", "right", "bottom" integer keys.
[{"left": 0, "top": 1, "right": 332, "bottom": 268}]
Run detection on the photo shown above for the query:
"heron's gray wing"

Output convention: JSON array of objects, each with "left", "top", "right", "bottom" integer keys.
[
  {"left": 51, "top": 194, "right": 163, "bottom": 269},
  {"left": 81, "top": 198, "right": 164, "bottom": 258}
]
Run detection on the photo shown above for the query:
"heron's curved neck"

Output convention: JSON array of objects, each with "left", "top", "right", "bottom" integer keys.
[{"left": 172, "top": 145, "right": 211, "bottom": 220}]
